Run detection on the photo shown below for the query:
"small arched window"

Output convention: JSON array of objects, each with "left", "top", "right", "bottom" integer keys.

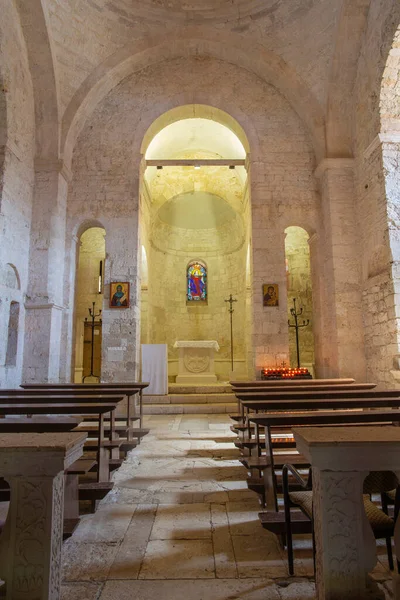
[{"left": 187, "top": 260, "right": 207, "bottom": 303}]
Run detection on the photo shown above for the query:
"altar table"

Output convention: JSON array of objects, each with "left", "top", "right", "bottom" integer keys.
[
  {"left": 293, "top": 426, "right": 400, "bottom": 600},
  {"left": 174, "top": 340, "right": 220, "bottom": 384}
]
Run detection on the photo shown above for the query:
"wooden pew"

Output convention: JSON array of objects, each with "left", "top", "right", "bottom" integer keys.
[
  {"left": 0, "top": 401, "right": 119, "bottom": 481},
  {"left": 2, "top": 389, "right": 150, "bottom": 451},
  {"left": 233, "top": 388, "right": 400, "bottom": 428},
  {"left": 5, "top": 383, "right": 149, "bottom": 442},
  {"left": 247, "top": 409, "right": 400, "bottom": 514},
  {"left": 230, "top": 382, "right": 377, "bottom": 415},
  {"left": 21, "top": 382, "right": 149, "bottom": 429}
]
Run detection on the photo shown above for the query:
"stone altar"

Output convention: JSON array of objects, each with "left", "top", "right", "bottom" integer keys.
[
  {"left": 0, "top": 432, "right": 87, "bottom": 600},
  {"left": 174, "top": 340, "right": 220, "bottom": 384}
]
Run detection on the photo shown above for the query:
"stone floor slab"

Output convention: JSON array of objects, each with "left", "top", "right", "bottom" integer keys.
[
  {"left": 100, "top": 578, "right": 281, "bottom": 600},
  {"left": 138, "top": 539, "right": 215, "bottom": 579},
  {"left": 71, "top": 505, "right": 136, "bottom": 543},
  {"left": 231, "top": 534, "right": 287, "bottom": 578},
  {"left": 109, "top": 503, "right": 157, "bottom": 580},
  {"left": 150, "top": 502, "right": 212, "bottom": 540},
  {"left": 61, "top": 582, "right": 103, "bottom": 600},
  {"left": 62, "top": 541, "right": 119, "bottom": 582}
]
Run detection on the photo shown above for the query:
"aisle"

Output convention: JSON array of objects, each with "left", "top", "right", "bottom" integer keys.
[{"left": 60, "top": 415, "right": 391, "bottom": 600}]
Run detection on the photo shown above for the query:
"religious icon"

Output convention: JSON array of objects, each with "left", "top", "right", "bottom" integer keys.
[
  {"left": 263, "top": 283, "right": 279, "bottom": 307},
  {"left": 187, "top": 261, "right": 207, "bottom": 302},
  {"left": 110, "top": 282, "right": 130, "bottom": 308}
]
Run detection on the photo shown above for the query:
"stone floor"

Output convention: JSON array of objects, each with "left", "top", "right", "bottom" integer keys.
[{"left": 61, "top": 414, "right": 394, "bottom": 600}]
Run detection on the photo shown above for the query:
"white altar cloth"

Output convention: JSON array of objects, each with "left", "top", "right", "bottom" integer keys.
[
  {"left": 174, "top": 340, "right": 219, "bottom": 384},
  {"left": 141, "top": 344, "right": 168, "bottom": 395}
]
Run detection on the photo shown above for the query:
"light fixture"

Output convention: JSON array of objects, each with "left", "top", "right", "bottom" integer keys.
[{"left": 194, "top": 165, "right": 201, "bottom": 170}]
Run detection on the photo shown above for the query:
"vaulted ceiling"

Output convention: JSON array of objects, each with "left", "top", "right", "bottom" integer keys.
[{"left": 9, "top": 0, "right": 400, "bottom": 164}]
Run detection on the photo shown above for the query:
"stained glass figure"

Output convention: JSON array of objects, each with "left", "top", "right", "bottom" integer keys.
[{"left": 187, "top": 261, "right": 207, "bottom": 302}]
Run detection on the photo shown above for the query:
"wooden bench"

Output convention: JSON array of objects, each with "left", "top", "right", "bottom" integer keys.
[
  {"left": 21, "top": 382, "right": 149, "bottom": 430},
  {"left": 248, "top": 409, "right": 400, "bottom": 513},
  {"left": 230, "top": 381, "right": 377, "bottom": 415}
]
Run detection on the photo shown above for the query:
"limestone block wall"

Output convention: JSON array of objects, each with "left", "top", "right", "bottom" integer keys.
[
  {"left": 354, "top": 0, "right": 400, "bottom": 386},
  {"left": 0, "top": 1, "right": 35, "bottom": 388},
  {"left": 67, "top": 56, "right": 320, "bottom": 382}
]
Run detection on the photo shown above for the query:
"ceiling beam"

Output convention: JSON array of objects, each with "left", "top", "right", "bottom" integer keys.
[{"left": 145, "top": 159, "right": 246, "bottom": 167}]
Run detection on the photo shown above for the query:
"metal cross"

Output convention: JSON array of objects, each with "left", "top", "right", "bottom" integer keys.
[{"left": 225, "top": 294, "right": 238, "bottom": 371}]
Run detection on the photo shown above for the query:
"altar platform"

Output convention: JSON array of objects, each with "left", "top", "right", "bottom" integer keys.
[{"left": 142, "top": 383, "right": 237, "bottom": 415}]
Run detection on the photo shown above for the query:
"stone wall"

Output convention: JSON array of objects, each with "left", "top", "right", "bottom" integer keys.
[
  {"left": 67, "top": 56, "right": 319, "bottom": 381},
  {"left": 353, "top": 1, "right": 400, "bottom": 386},
  {"left": 0, "top": 1, "right": 35, "bottom": 388}
]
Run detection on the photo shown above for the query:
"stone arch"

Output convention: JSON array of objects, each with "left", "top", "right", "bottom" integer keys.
[
  {"left": 132, "top": 96, "right": 258, "bottom": 169},
  {"left": 0, "top": 264, "right": 21, "bottom": 291},
  {"left": 61, "top": 28, "right": 325, "bottom": 167},
  {"left": 325, "top": 0, "right": 370, "bottom": 157},
  {"left": 74, "top": 219, "right": 107, "bottom": 241},
  {"left": 139, "top": 104, "right": 252, "bottom": 379},
  {"left": 141, "top": 104, "right": 250, "bottom": 156},
  {"left": 14, "top": 0, "right": 59, "bottom": 160},
  {"left": 380, "top": 24, "right": 400, "bottom": 133}
]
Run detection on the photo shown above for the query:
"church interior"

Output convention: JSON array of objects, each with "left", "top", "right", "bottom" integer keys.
[{"left": 1, "top": 1, "right": 400, "bottom": 599}]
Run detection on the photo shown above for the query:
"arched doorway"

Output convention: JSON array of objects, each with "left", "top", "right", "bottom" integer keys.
[
  {"left": 284, "top": 226, "right": 315, "bottom": 375},
  {"left": 140, "top": 106, "right": 252, "bottom": 382},
  {"left": 73, "top": 227, "right": 106, "bottom": 382}
]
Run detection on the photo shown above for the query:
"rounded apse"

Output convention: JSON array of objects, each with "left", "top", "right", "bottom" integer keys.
[{"left": 157, "top": 191, "right": 237, "bottom": 230}]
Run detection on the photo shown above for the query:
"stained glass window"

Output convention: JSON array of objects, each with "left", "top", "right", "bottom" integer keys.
[{"left": 187, "top": 261, "right": 207, "bottom": 302}]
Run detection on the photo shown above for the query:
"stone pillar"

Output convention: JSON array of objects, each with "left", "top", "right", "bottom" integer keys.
[
  {"left": 22, "top": 160, "right": 71, "bottom": 383},
  {"left": 308, "top": 233, "right": 324, "bottom": 377},
  {"left": 312, "top": 469, "right": 376, "bottom": 599},
  {"left": 0, "top": 432, "right": 86, "bottom": 600},
  {"left": 101, "top": 216, "right": 140, "bottom": 382},
  {"left": 251, "top": 178, "right": 289, "bottom": 375},
  {"left": 315, "top": 159, "right": 366, "bottom": 380},
  {"left": 294, "top": 426, "right": 400, "bottom": 600}
]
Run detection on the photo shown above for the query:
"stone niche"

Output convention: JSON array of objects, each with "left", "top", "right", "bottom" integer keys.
[
  {"left": 285, "top": 226, "right": 315, "bottom": 373},
  {"left": 140, "top": 118, "right": 251, "bottom": 381}
]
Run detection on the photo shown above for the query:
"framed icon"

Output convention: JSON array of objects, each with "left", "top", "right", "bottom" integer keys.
[
  {"left": 110, "top": 282, "right": 130, "bottom": 308},
  {"left": 262, "top": 283, "right": 279, "bottom": 307}
]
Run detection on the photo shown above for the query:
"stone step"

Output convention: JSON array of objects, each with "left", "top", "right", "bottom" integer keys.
[
  {"left": 144, "top": 393, "right": 236, "bottom": 405},
  {"left": 143, "top": 403, "right": 237, "bottom": 415},
  {"left": 168, "top": 384, "right": 232, "bottom": 394}
]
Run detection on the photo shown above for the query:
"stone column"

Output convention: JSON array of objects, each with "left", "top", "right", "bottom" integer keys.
[
  {"left": 315, "top": 159, "right": 366, "bottom": 380},
  {"left": 22, "top": 160, "right": 71, "bottom": 383},
  {"left": 101, "top": 216, "right": 140, "bottom": 382},
  {"left": 308, "top": 233, "right": 324, "bottom": 377},
  {"left": 312, "top": 469, "right": 376, "bottom": 599},
  {"left": 0, "top": 432, "right": 86, "bottom": 600},
  {"left": 294, "top": 426, "right": 400, "bottom": 600},
  {"left": 251, "top": 178, "right": 289, "bottom": 374}
]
